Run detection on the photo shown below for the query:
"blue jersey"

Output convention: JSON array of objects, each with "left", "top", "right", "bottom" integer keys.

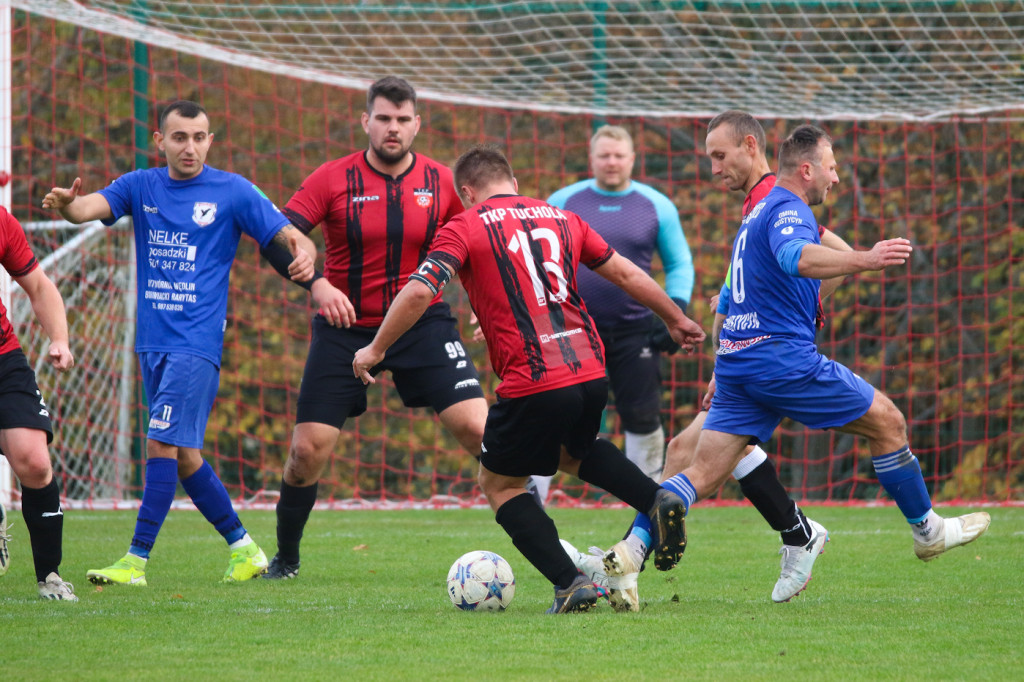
[
  {"left": 100, "top": 165, "right": 289, "bottom": 367},
  {"left": 547, "top": 179, "right": 693, "bottom": 328},
  {"left": 715, "top": 186, "right": 821, "bottom": 381}
]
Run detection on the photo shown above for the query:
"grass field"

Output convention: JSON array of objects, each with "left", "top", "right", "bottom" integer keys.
[{"left": 1, "top": 505, "right": 1021, "bottom": 681}]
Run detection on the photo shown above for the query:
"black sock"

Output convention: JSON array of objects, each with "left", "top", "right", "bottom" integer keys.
[
  {"left": 738, "top": 460, "right": 810, "bottom": 546},
  {"left": 576, "top": 438, "right": 660, "bottom": 513},
  {"left": 495, "top": 493, "right": 577, "bottom": 589},
  {"left": 275, "top": 481, "right": 318, "bottom": 563},
  {"left": 21, "top": 478, "right": 64, "bottom": 582}
]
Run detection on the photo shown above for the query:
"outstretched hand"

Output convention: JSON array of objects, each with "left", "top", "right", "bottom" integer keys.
[
  {"left": 41, "top": 177, "right": 82, "bottom": 212},
  {"left": 865, "top": 238, "right": 913, "bottom": 270}
]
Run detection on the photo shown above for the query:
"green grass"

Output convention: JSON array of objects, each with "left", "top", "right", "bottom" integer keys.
[{"left": 1, "top": 506, "right": 1021, "bottom": 681}]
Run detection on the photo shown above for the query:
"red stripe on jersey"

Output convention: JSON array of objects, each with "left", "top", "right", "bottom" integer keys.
[
  {"left": 284, "top": 151, "right": 462, "bottom": 327},
  {"left": 0, "top": 207, "right": 39, "bottom": 355},
  {"left": 428, "top": 195, "right": 611, "bottom": 398}
]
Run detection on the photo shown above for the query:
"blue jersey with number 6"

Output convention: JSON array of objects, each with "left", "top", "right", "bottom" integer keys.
[
  {"left": 715, "top": 186, "right": 822, "bottom": 381},
  {"left": 99, "top": 165, "right": 288, "bottom": 367}
]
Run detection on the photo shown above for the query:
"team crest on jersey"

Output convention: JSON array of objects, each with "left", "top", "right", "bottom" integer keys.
[
  {"left": 414, "top": 188, "right": 434, "bottom": 208},
  {"left": 192, "top": 202, "right": 218, "bottom": 227}
]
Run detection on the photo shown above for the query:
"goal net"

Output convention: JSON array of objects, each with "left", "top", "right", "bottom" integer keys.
[{"left": 5, "top": 2, "right": 1022, "bottom": 508}]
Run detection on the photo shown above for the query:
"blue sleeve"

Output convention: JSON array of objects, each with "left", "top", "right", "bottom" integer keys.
[
  {"left": 717, "top": 280, "right": 730, "bottom": 315},
  {"left": 546, "top": 180, "right": 587, "bottom": 209},
  {"left": 776, "top": 238, "right": 812, "bottom": 276},
  {"left": 636, "top": 184, "right": 693, "bottom": 304},
  {"left": 767, "top": 201, "right": 819, "bottom": 276},
  {"left": 234, "top": 177, "right": 290, "bottom": 249},
  {"left": 97, "top": 172, "right": 137, "bottom": 226}
]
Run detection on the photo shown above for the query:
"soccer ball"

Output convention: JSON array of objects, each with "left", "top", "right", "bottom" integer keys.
[{"left": 446, "top": 550, "right": 515, "bottom": 611}]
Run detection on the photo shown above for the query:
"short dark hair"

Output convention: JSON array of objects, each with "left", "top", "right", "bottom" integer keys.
[
  {"left": 367, "top": 76, "right": 417, "bottom": 112},
  {"left": 777, "top": 125, "right": 832, "bottom": 175},
  {"left": 707, "top": 110, "right": 766, "bottom": 153},
  {"left": 454, "top": 145, "right": 514, "bottom": 193},
  {"left": 158, "top": 100, "right": 208, "bottom": 131}
]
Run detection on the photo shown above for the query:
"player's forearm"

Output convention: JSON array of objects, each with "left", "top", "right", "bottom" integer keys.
[
  {"left": 600, "top": 254, "right": 686, "bottom": 328},
  {"left": 712, "top": 312, "right": 725, "bottom": 352},
  {"left": 796, "top": 243, "right": 873, "bottom": 279},
  {"left": 58, "top": 194, "right": 113, "bottom": 224},
  {"left": 369, "top": 281, "right": 435, "bottom": 355},
  {"left": 818, "top": 229, "right": 853, "bottom": 298},
  {"left": 26, "top": 274, "right": 70, "bottom": 346}
]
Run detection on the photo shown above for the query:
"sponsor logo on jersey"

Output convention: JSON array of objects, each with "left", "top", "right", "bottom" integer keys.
[
  {"left": 148, "top": 418, "right": 171, "bottom": 430},
  {"left": 192, "top": 202, "right": 217, "bottom": 227},
  {"left": 414, "top": 188, "right": 434, "bottom": 208},
  {"left": 539, "top": 328, "right": 582, "bottom": 343},
  {"left": 598, "top": 205, "right": 622, "bottom": 212},
  {"left": 143, "top": 204, "right": 159, "bottom": 214},
  {"left": 351, "top": 195, "right": 380, "bottom": 203},
  {"left": 717, "top": 334, "right": 771, "bottom": 354}
]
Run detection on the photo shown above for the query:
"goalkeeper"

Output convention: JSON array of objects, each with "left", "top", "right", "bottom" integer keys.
[{"left": 542, "top": 125, "right": 694, "bottom": 484}]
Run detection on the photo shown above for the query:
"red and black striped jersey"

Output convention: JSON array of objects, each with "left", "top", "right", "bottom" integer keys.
[
  {"left": 0, "top": 207, "right": 39, "bottom": 355},
  {"left": 428, "top": 194, "right": 613, "bottom": 398},
  {"left": 283, "top": 151, "right": 461, "bottom": 327}
]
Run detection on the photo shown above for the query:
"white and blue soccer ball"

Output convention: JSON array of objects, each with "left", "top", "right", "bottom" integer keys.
[{"left": 446, "top": 550, "right": 515, "bottom": 611}]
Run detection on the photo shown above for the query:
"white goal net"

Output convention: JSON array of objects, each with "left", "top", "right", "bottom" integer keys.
[
  {"left": 16, "top": 0, "right": 1024, "bottom": 121},
  {"left": 3, "top": 220, "right": 136, "bottom": 505}
]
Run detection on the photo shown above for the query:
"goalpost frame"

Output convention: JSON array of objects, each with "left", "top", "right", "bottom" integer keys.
[{"left": 0, "top": 2, "right": 12, "bottom": 506}]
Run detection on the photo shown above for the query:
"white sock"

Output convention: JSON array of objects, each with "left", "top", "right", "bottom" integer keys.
[
  {"left": 732, "top": 445, "right": 768, "bottom": 480},
  {"left": 912, "top": 510, "right": 943, "bottom": 543},
  {"left": 529, "top": 476, "right": 552, "bottom": 506},
  {"left": 624, "top": 533, "right": 648, "bottom": 564},
  {"left": 625, "top": 426, "right": 665, "bottom": 480},
  {"left": 228, "top": 533, "right": 253, "bottom": 550}
]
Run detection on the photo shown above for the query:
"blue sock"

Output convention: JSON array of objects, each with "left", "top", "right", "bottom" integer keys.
[
  {"left": 629, "top": 513, "right": 653, "bottom": 548},
  {"left": 872, "top": 445, "right": 932, "bottom": 523},
  {"left": 661, "top": 473, "right": 697, "bottom": 513},
  {"left": 130, "top": 458, "right": 178, "bottom": 558},
  {"left": 180, "top": 461, "right": 246, "bottom": 545}
]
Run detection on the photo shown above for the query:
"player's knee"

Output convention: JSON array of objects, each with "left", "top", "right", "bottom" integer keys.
[
  {"left": 15, "top": 453, "right": 53, "bottom": 488},
  {"left": 286, "top": 430, "right": 335, "bottom": 484}
]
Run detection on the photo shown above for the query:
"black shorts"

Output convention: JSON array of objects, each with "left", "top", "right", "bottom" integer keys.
[
  {"left": 0, "top": 350, "right": 54, "bottom": 450},
  {"left": 600, "top": 322, "right": 662, "bottom": 433},
  {"left": 296, "top": 302, "right": 484, "bottom": 428},
  {"left": 480, "top": 378, "right": 607, "bottom": 478}
]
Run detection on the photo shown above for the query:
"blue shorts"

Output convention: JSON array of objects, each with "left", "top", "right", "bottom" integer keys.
[
  {"left": 704, "top": 355, "right": 874, "bottom": 444},
  {"left": 138, "top": 351, "right": 220, "bottom": 448}
]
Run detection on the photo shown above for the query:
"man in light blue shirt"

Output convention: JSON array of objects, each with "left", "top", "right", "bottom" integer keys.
[{"left": 545, "top": 125, "right": 693, "bottom": 484}]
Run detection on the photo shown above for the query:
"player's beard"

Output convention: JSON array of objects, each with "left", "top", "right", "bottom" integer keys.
[{"left": 372, "top": 138, "right": 412, "bottom": 166}]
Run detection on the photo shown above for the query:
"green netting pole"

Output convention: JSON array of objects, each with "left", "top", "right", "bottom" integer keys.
[
  {"left": 590, "top": 0, "right": 608, "bottom": 132},
  {"left": 130, "top": 0, "right": 150, "bottom": 498}
]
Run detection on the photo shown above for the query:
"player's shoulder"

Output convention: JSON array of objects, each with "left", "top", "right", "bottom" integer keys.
[
  {"left": 305, "top": 151, "right": 364, "bottom": 179},
  {"left": 628, "top": 180, "right": 677, "bottom": 214},
  {"left": 547, "top": 178, "right": 594, "bottom": 206},
  {"left": 411, "top": 152, "right": 453, "bottom": 174}
]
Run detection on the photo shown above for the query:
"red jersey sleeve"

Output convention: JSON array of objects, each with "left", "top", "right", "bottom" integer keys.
[
  {"left": 426, "top": 213, "right": 470, "bottom": 272},
  {"left": 0, "top": 208, "right": 38, "bottom": 278},
  {"left": 576, "top": 215, "right": 614, "bottom": 270},
  {"left": 283, "top": 162, "right": 335, "bottom": 233}
]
